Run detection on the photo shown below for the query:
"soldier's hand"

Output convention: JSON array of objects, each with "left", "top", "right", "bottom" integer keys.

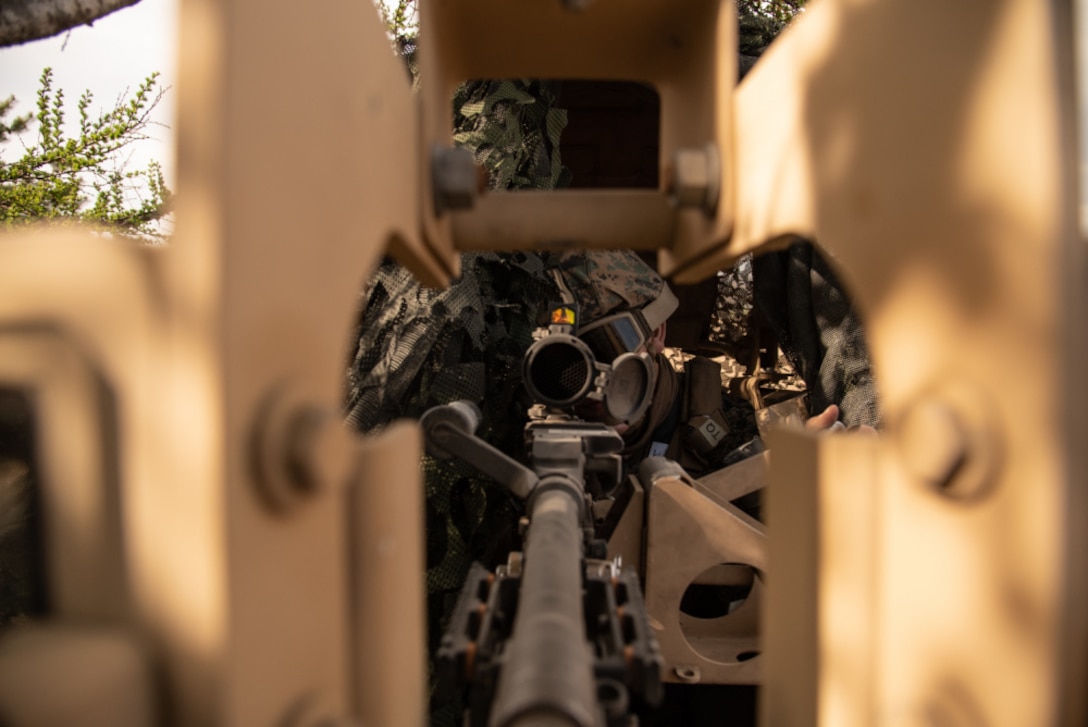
[
  {"left": 805, "top": 404, "right": 878, "bottom": 435},
  {"left": 805, "top": 404, "right": 842, "bottom": 431}
]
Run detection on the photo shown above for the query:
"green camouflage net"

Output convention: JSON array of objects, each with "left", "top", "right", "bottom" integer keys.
[{"left": 453, "top": 79, "right": 572, "bottom": 191}]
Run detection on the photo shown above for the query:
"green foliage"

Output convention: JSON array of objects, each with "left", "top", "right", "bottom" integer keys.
[
  {"left": 379, "top": 0, "right": 418, "bottom": 40},
  {"left": 377, "top": 0, "right": 419, "bottom": 79},
  {"left": 0, "top": 67, "right": 172, "bottom": 242},
  {"left": 738, "top": 0, "right": 806, "bottom": 56}
]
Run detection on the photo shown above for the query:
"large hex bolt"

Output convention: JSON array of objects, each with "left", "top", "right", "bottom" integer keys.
[
  {"left": 431, "top": 144, "right": 479, "bottom": 215},
  {"left": 252, "top": 386, "right": 354, "bottom": 512},
  {"left": 668, "top": 144, "right": 720, "bottom": 214},
  {"left": 284, "top": 406, "right": 354, "bottom": 494},
  {"left": 896, "top": 388, "right": 999, "bottom": 501},
  {"left": 898, "top": 401, "right": 968, "bottom": 490}
]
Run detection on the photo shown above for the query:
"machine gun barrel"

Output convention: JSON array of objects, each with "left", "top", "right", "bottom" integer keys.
[
  {"left": 490, "top": 483, "right": 597, "bottom": 727},
  {"left": 426, "top": 401, "right": 662, "bottom": 727}
]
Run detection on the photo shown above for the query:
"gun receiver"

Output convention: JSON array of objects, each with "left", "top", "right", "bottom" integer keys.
[{"left": 421, "top": 402, "right": 663, "bottom": 727}]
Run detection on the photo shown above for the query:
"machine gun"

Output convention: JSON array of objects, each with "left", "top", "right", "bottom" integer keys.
[
  {"left": 420, "top": 311, "right": 667, "bottom": 727},
  {"left": 421, "top": 302, "right": 783, "bottom": 725},
  {"left": 0, "top": 0, "right": 1081, "bottom": 724},
  {"left": 421, "top": 400, "right": 663, "bottom": 727}
]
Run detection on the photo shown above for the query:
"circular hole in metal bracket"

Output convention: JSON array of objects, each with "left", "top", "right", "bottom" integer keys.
[{"left": 679, "top": 562, "right": 755, "bottom": 620}]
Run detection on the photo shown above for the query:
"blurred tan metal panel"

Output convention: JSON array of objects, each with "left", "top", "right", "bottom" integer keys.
[
  {"left": 761, "top": 430, "right": 818, "bottom": 727},
  {"left": 743, "top": 0, "right": 1085, "bottom": 725},
  {"left": 0, "top": 235, "right": 160, "bottom": 629},
  {"left": 0, "top": 232, "right": 166, "bottom": 723},
  {"left": 349, "top": 421, "right": 426, "bottom": 727},
  {"left": 165, "top": 0, "right": 244, "bottom": 716},
  {"left": 0, "top": 626, "right": 155, "bottom": 727},
  {"left": 452, "top": 191, "right": 673, "bottom": 251},
  {"left": 420, "top": 0, "right": 736, "bottom": 279},
  {"left": 763, "top": 428, "right": 880, "bottom": 727},
  {"left": 728, "top": 2, "right": 822, "bottom": 264},
  {"left": 0, "top": 0, "right": 424, "bottom": 724},
  {"left": 153, "top": 0, "right": 427, "bottom": 722},
  {"left": 818, "top": 434, "right": 880, "bottom": 727},
  {"left": 0, "top": 330, "right": 128, "bottom": 622}
]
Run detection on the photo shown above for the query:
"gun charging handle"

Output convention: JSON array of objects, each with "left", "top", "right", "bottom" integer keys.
[{"left": 420, "top": 401, "right": 539, "bottom": 500}]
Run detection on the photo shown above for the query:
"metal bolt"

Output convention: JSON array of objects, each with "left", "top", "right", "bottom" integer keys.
[
  {"left": 285, "top": 407, "right": 354, "bottom": 494},
  {"left": 898, "top": 400, "right": 969, "bottom": 492},
  {"left": 668, "top": 144, "right": 720, "bottom": 214},
  {"left": 432, "top": 144, "right": 478, "bottom": 215},
  {"left": 897, "top": 383, "right": 1000, "bottom": 502},
  {"left": 253, "top": 387, "right": 355, "bottom": 513},
  {"left": 505, "top": 551, "right": 524, "bottom": 578},
  {"left": 674, "top": 665, "right": 701, "bottom": 683}
]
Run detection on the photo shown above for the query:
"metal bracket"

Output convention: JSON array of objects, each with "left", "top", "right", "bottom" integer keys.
[
  {"left": 642, "top": 474, "right": 767, "bottom": 685},
  {"left": 420, "top": 401, "right": 539, "bottom": 500}
]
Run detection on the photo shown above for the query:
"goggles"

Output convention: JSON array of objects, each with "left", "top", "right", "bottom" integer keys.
[
  {"left": 545, "top": 262, "right": 679, "bottom": 363},
  {"left": 577, "top": 310, "right": 651, "bottom": 363}
]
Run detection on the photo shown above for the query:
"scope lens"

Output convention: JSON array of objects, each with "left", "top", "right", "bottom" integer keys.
[{"left": 526, "top": 338, "right": 594, "bottom": 406}]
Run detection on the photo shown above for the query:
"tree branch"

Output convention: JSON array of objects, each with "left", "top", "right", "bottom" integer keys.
[{"left": 0, "top": 0, "right": 142, "bottom": 48}]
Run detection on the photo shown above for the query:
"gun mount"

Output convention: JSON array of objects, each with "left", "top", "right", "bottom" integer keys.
[{"left": 422, "top": 402, "right": 663, "bottom": 727}]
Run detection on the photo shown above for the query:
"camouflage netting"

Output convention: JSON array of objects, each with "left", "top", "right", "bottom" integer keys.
[
  {"left": 346, "top": 257, "right": 554, "bottom": 601},
  {"left": 708, "top": 254, "right": 755, "bottom": 348},
  {"left": 753, "top": 240, "right": 881, "bottom": 428},
  {"left": 453, "top": 79, "right": 571, "bottom": 191},
  {"left": 705, "top": 244, "right": 880, "bottom": 428}
]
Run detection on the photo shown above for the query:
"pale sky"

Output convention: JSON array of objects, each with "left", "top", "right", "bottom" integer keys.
[{"left": 0, "top": 0, "right": 178, "bottom": 186}]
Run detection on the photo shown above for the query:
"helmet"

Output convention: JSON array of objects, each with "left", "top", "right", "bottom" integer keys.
[{"left": 548, "top": 250, "right": 678, "bottom": 329}]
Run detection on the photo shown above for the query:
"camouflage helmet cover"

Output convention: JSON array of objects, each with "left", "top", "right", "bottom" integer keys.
[{"left": 548, "top": 250, "right": 677, "bottom": 328}]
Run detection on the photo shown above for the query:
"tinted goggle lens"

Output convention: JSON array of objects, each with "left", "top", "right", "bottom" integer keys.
[{"left": 579, "top": 314, "right": 646, "bottom": 362}]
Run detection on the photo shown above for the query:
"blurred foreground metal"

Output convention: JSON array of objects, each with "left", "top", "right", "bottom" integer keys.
[{"left": 0, "top": 0, "right": 1084, "bottom": 725}]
